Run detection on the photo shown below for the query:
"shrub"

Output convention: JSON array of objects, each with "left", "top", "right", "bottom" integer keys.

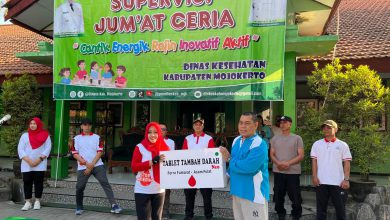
[{"left": 0, "top": 73, "right": 42, "bottom": 157}]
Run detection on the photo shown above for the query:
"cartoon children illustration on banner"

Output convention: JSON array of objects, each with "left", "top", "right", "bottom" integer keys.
[{"left": 59, "top": 61, "right": 127, "bottom": 88}]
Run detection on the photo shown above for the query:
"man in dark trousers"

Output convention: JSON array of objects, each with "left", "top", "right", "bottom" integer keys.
[
  {"left": 270, "top": 116, "right": 304, "bottom": 220},
  {"left": 311, "top": 120, "right": 352, "bottom": 220},
  {"left": 182, "top": 118, "right": 215, "bottom": 220},
  {"left": 71, "top": 118, "right": 122, "bottom": 215}
]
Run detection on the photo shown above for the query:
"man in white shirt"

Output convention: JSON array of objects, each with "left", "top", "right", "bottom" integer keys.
[
  {"left": 160, "top": 123, "right": 175, "bottom": 219},
  {"left": 54, "top": 0, "right": 84, "bottom": 36},
  {"left": 182, "top": 118, "right": 215, "bottom": 220},
  {"left": 311, "top": 120, "right": 352, "bottom": 220},
  {"left": 161, "top": 123, "right": 175, "bottom": 151},
  {"left": 71, "top": 118, "right": 122, "bottom": 215}
]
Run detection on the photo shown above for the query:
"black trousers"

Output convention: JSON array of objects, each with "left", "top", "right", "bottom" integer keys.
[
  {"left": 273, "top": 173, "right": 302, "bottom": 218},
  {"left": 135, "top": 192, "right": 165, "bottom": 220},
  {"left": 316, "top": 184, "right": 347, "bottom": 220},
  {"left": 163, "top": 189, "right": 171, "bottom": 215},
  {"left": 184, "top": 188, "right": 213, "bottom": 219},
  {"left": 22, "top": 171, "right": 45, "bottom": 200}
]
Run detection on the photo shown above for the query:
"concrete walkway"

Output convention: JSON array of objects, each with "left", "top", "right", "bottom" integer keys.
[{"left": 0, "top": 201, "right": 137, "bottom": 220}]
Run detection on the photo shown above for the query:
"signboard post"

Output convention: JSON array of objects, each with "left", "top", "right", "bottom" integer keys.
[
  {"left": 54, "top": 0, "right": 287, "bottom": 101},
  {"left": 160, "top": 148, "right": 226, "bottom": 189}
]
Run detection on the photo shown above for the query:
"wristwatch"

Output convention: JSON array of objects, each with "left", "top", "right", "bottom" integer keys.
[
  {"left": 344, "top": 178, "right": 349, "bottom": 181},
  {"left": 39, "top": 157, "right": 44, "bottom": 161}
]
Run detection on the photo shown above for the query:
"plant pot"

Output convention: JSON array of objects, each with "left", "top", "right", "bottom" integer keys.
[
  {"left": 12, "top": 159, "right": 22, "bottom": 179},
  {"left": 349, "top": 179, "right": 376, "bottom": 202}
]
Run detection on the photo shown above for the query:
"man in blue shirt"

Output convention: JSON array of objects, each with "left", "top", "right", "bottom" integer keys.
[{"left": 220, "top": 112, "right": 270, "bottom": 219}]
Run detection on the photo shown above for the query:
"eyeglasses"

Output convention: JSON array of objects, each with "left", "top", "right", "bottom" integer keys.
[{"left": 161, "top": 128, "right": 167, "bottom": 131}]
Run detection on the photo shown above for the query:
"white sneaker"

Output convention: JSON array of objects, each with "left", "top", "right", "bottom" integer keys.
[
  {"left": 21, "top": 201, "right": 32, "bottom": 211},
  {"left": 33, "top": 200, "right": 41, "bottom": 210}
]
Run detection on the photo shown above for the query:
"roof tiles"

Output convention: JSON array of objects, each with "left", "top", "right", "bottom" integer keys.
[
  {"left": 301, "top": 0, "right": 390, "bottom": 61},
  {"left": 0, "top": 24, "right": 52, "bottom": 75}
]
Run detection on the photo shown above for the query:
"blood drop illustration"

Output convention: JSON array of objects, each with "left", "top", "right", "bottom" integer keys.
[{"left": 188, "top": 175, "right": 196, "bottom": 187}]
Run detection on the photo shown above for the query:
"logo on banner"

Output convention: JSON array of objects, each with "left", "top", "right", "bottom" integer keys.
[
  {"left": 194, "top": 91, "right": 202, "bottom": 99},
  {"left": 137, "top": 91, "right": 144, "bottom": 98},
  {"left": 70, "top": 91, "right": 76, "bottom": 98},
  {"left": 129, "top": 91, "right": 136, "bottom": 98},
  {"left": 77, "top": 91, "right": 84, "bottom": 98},
  {"left": 146, "top": 90, "right": 153, "bottom": 96}
]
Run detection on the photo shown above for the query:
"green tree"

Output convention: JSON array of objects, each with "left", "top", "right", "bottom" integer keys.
[
  {"left": 307, "top": 59, "right": 389, "bottom": 128},
  {"left": 338, "top": 125, "right": 388, "bottom": 180},
  {"left": 296, "top": 108, "right": 327, "bottom": 174},
  {"left": 300, "top": 59, "right": 390, "bottom": 181},
  {"left": 0, "top": 73, "right": 43, "bottom": 157}
]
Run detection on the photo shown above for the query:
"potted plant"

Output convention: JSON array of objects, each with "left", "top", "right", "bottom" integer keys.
[
  {"left": 300, "top": 59, "right": 390, "bottom": 201},
  {"left": 0, "top": 73, "right": 42, "bottom": 178}
]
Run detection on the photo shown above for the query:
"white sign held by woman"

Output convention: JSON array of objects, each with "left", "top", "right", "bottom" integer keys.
[{"left": 160, "top": 148, "right": 227, "bottom": 189}]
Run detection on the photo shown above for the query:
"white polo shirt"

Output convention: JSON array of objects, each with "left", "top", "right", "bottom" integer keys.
[
  {"left": 164, "top": 138, "right": 175, "bottom": 151},
  {"left": 182, "top": 132, "right": 215, "bottom": 150},
  {"left": 72, "top": 133, "right": 104, "bottom": 171},
  {"left": 310, "top": 138, "right": 352, "bottom": 186}
]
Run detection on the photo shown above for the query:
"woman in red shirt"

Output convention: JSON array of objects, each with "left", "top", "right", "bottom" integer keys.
[{"left": 131, "top": 122, "right": 170, "bottom": 220}]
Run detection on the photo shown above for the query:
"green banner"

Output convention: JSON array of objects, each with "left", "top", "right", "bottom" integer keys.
[{"left": 54, "top": 0, "right": 286, "bottom": 101}]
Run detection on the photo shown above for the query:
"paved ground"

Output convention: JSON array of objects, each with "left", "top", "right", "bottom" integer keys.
[{"left": 0, "top": 201, "right": 137, "bottom": 220}]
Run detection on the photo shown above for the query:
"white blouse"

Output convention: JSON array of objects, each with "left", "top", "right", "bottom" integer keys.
[{"left": 18, "top": 133, "right": 52, "bottom": 172}]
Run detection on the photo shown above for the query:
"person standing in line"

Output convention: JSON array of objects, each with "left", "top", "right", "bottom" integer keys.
[
  {"left": 18, "top": 117, "right": 52, "bottom": 211},
  {"left": 270, "top": 116, "right": 304, "bottom": 220},
  {"left": 132, "top": 122, "right": 170, "bottom": 220},
  {"left": 160, "top": 123, "right": 175, "bottom": 219},
  {"left": 257, "top": 114, "right": 273, "bottom": 145},
  {"left": 271, "top": 115, "right": 282, "bottom": 136},
  {"left": 182, "top": 118, "right": 215, "bottom": 220},
  {"left": 219, "top": 112, "right": 270, "bottom": 220},
  {"left": 71, "top": 118, "right": 122, "bottom": 215},
  {"left": 311, "top": 120, "right": 352, "bottom": 220}
]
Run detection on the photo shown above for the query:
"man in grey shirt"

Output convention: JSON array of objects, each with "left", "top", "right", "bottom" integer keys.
[{"left": 270, "top": 116, "right": 304, "bottom": 220}]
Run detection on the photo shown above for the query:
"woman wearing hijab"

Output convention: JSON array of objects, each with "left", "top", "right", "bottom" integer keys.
[
  {"left": 18, "top": 117, "right": 51, "bottom": 211},
  {"left": 257, "top": 114, "right": 273, "bottom": 146},
  {"left": 131, "top": 122, "right": 170, "bottom": 220}
]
